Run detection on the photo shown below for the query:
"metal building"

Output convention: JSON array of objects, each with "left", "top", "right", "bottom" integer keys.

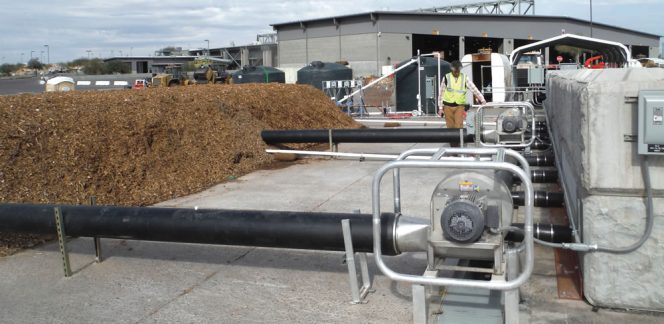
[
  {"left": 189, "top": 43, "right": 278, "bottom": 70},
  {"left": 272, "top": 11, "right": 661, "bottom": 76}
]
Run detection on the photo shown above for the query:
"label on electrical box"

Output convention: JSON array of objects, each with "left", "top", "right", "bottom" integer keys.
[
  {"left": 654, "top": 107, "right": 663, "bottom": 125},
  {"left": 648, "top": 145, "right": 664, "bottom": 153}
]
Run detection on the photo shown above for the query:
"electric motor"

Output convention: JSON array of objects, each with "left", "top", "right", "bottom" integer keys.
[
  {"left": 497, "top": 108, "right": 528, "bottom": 135},
  {"left": 430, "top": 172, "right": 514, "bottom": 246},
  {"left": 474, "top": 103, "right": 536, "bottom": 147},
  {"left": 441, "top": 195, "right": 486, "bottom": 243}
]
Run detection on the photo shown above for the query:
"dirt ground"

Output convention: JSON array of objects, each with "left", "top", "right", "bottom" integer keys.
[{"left": 0, "top": 83, "right": 358, "bottom": 256}]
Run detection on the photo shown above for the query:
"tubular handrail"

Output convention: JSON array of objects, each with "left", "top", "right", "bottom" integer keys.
[
  {"left": 392, "top": 147, "right": 530, "bottom": 214},
  {"left": 476, "top": 101, "right": 537, "bottom": 149},
  {"left": 374, "top": 158, "right": 534, "bottom": 290}
]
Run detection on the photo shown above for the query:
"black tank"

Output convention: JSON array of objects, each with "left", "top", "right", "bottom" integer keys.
[
  {"left": 297, "top": 61, "right": 353, "bottom": 90},
  {"left": 232, "top": 66, "right": 285, "bottom": 84}
]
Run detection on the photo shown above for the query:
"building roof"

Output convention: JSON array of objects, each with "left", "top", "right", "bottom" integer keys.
[
  {"left": 271, "top": 11, "right": 661, "bottom": 39},
  {"left": 509, "top": 34, "right": 631, "bottom": 65},
  {"left": 103, "top": 56, "right": 199, "bottom": 61}
]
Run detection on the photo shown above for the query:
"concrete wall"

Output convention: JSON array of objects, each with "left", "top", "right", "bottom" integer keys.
[
  {"left": 379, "top": 33, "right": 412, "bottom": 66},
  {"left": 545, "top": 69, "right": 664, "bottom": 311},
  {"left": 279, "top": 39, "right": 308, "bottom": 65},
  {"left": 279, "top": 32, "right": 410, "bottom": 77},
  {"left": 582, "top": 196, "right": 664, "bottom": 310},
  {"left": 308, "top": 37, "right": 340, "bottom": 62}
]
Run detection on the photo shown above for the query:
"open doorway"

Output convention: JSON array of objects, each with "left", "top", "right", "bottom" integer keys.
[
  {"left": 412, "top": 34, "right": 459, "bottom": 61},
  {"left": 137, "top": 61, "right": 149, "bottom": 73},
  {"left": 631, "top": 45, "right": 649, "bottom": 59},
  {"left": 464, "top": 36, "right": 503, "bottom": 55}
]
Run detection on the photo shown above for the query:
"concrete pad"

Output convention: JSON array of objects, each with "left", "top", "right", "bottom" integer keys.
[{"left": 1, "top": 142, "right": 663, "bottom": 323}]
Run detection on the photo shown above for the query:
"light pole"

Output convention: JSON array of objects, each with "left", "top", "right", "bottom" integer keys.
[
  {"left": 30, "top": 50, "right": 35, "bottom": 60},
  {"left": 86, "top": 50, "right": 92, "bottom": 60},
  {"left": 204, "top": 39, "right": 210, "bottom": 56},
  {"left": 130, "top": 47, "right": 133, "bottom": 56},
  {"left": 590, "top": 0, "right": 593, "bottom": 38},
  {"left": 43, "top": 44, "right": 49, "bottom": 65},
  {"left": 40, "top": 51, "right": 44, "bottom": 62}
]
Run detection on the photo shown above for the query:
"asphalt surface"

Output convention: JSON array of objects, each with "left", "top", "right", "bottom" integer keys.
[
  {"left": 0, "top": 77, "right": 42, "bottom": 95},
  {"left": 0, "top": 74, "right": 153, "bottom": 95}
]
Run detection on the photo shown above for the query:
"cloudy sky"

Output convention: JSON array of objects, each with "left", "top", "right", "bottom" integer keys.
[{"left": 0, "top": 0, "right": 662, "bottom": 63}]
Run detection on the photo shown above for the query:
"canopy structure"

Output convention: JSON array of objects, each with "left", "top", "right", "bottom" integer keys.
[
  {"left": 509, "top": 34, "right": 631, "bottom": 66},
  {"left": 45, "top": 76, "right": 75, "bottom": 85}
]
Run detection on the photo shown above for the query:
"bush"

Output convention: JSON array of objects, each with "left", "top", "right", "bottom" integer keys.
[
  {"left": 0, "top": 64, "right": 19, "bottom": 76},
  {"left": 27, "top": 58, "right": 44, "bottom": 70},
  {"left": 81, "top": 59, "right": 105, "bottom": 75},
  {"left": 103, "top": 60, "right": 131, "bottom": 74}
]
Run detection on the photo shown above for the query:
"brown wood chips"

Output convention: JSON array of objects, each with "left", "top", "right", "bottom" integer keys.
[{"left": 0, "top": 83, "right": 358, "bottom": 255}]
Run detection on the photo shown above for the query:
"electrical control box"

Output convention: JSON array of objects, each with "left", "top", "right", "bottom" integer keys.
[
  {"left": 425, "top": 77, "right": 437, "bottom": 99},
  {"left": 638, "top": 90, "right": 664, "bottom": 155}
]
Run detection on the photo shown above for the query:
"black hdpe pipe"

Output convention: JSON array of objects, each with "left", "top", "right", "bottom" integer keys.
[
  {"left": 261, "top": 128, "right": 474, "bottom": 144},
  {"left": 512, "top": 191, "right": 565, "bottom": 208},
  {"left": 513, "top": 170, "right": 559, "bottom": 184},
  {"left": 0, "top": 204, "right": 399, "bottom": 255},
  {"left": 262, "top": 128, "right": 553, "bottom": 153},
  {"left": 523, "top": 154, "right": 555, "bottom": 167},
  {"left": 506, "top": 223, "right": 572, "bottom": 244}
]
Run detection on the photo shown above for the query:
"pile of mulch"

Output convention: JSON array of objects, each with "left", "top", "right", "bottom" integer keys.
[{"left": 0, "top": 83, "right": 358, "bottom": 256}]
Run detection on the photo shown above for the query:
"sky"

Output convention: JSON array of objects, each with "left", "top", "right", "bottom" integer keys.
[{"left": 0, "top": 0, "right": 662, "bottom": 64}]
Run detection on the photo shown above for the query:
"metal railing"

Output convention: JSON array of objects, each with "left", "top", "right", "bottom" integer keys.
[
  {"left": 371, "top": 149, "right": 535, "bottom": 290},
  {"left": 476, "top": 101, "right": 537, "bottom": 149}
]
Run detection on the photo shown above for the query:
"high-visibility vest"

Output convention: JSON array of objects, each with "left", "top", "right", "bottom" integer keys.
[{"left": 442, "top": 72, "right": 467, "bottom": 105}]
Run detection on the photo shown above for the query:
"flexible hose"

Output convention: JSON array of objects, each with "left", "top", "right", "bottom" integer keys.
[
  {"left": 596, "top": 156, "right": 654, "bottom": 253},
  {"left": 514, "top": 157, "right": 655, "bottom": 254}
]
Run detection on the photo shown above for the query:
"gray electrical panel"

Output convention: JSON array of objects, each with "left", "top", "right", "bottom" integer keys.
[
  {"left": 638, "top": 90, "right": 664, "bottom": 155},
  {"left": 425, "top": 77, "right": 436, "bottom": 99},
  {"left": 527, "top": 66, "right": 545, "bottom": 85}
]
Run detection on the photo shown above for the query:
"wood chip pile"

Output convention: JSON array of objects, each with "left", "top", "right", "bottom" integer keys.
[{"left": 0, "top": 84, "right": 358, "bottom": 255}]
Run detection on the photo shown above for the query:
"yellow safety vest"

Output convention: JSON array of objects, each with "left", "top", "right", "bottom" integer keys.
[{"left": 443, "top": 72, "right": 467, "bottom": 105}]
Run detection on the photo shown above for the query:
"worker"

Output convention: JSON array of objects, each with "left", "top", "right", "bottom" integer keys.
[{"left": 438, "top": 60, "right": 487, "bottom": 129}]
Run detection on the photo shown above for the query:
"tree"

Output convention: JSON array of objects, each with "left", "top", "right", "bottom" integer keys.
[
  {"left": 27, "top": 58, "right": 44, "bottom": 70},
  {"left": 69, "top": 58, "right": 90, "bottom": 68},
  {"left": 82, "top": 58, "right": 105, "bottom": 75},
  {"left": 103, "top": 60, "right": 131, "bottom": 74},
  {"left": 0, "top": 63, "right": 18, "bottom": 76}
]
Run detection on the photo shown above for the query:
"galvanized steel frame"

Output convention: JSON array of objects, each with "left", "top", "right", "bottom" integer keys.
[{"left": 371, "top": 151, "right": 535, "bottom": 290}]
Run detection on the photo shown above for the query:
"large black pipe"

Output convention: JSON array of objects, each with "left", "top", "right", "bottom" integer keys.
[
  {"left": 0, "top": 204, "right": 399, "bottom": 255},
  {"left": 261, "top": 128, "right": 474, "bottom": 144},
  {"left": 512, "top": 170, "right": 559, "bottom": 184},
  {"left": 511, "top": 191, "right": 565, "bottom": 208},
  {"left": 530, "top": 170, "right": 558, "bottom": 183},
  {"left": 530, "top": 139, "right": 551, "bottom": 150},
  {"left": 506, "top": 223, "right": 573, "bottom": 244},
  {"left": 524, "top": 154, "right": 556, "bottom": 167}
]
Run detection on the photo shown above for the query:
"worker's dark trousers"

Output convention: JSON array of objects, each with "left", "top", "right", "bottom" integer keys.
[
  {"left": 443, "top": 105, "right": 465, "bottom": 128},
  {"left": 443, "top": 105, "right": 465, "bottom": 148}
]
